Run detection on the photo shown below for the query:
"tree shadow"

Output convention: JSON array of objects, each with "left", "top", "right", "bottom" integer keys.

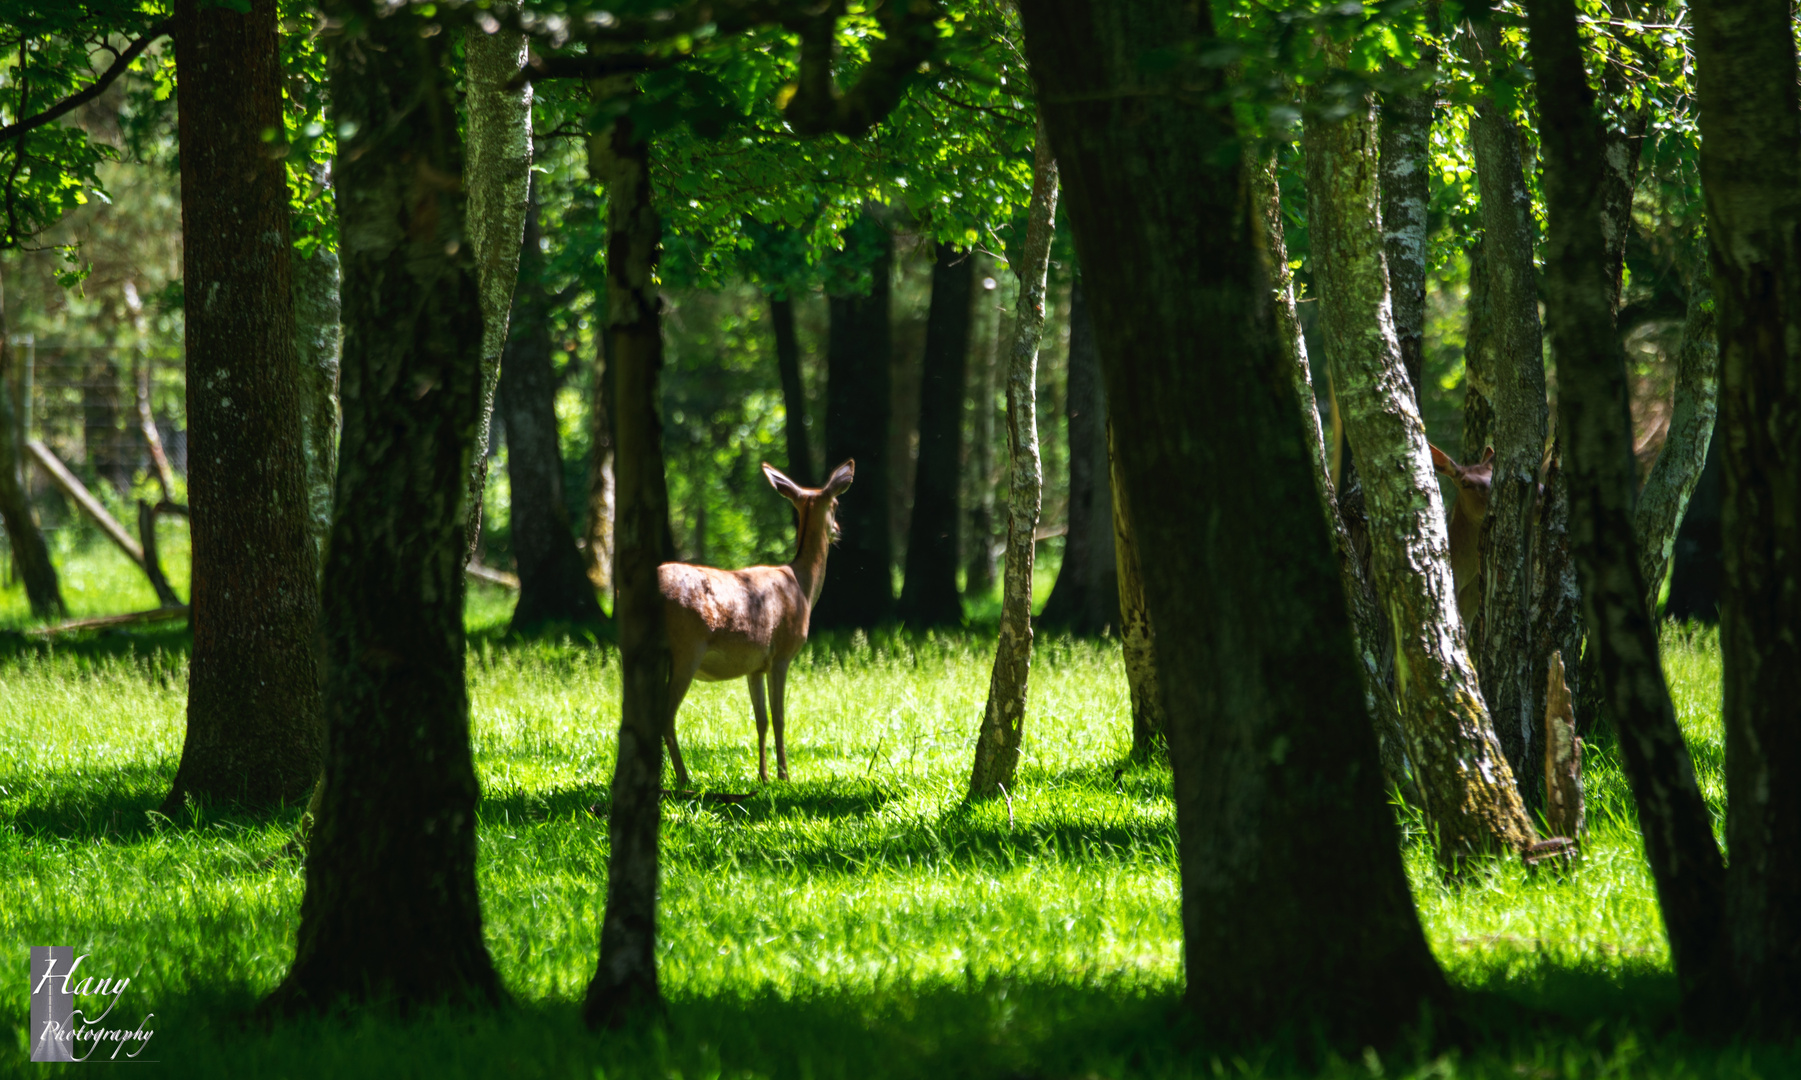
[{"left": 2, "top": 760, "right": 313, "bottom": 844}]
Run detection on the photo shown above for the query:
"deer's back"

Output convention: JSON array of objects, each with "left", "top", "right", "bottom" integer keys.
[{"left": 660, "top": 562, "right": 807, "bottom": 664}]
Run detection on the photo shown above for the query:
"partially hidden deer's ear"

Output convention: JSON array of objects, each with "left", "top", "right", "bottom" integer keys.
[
  {"left": 1429, "top": 444, "right": 1457, "bottom": 477},
  {"left": 1480, "top": 445, "right": 1496, "bottom": 465},
  {"left": 763, "top": 462, "right": 806, "bottom": 502},
  {"left": 825, "top": 458, "right": 855, "bottom": 495}
]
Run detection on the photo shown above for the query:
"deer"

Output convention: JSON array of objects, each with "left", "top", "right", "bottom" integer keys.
[
  {"left": 657, "top": 459, "right": 855, "bottom": 786},
  {"left": 1430, "top": 443, "right": 1493, "bottom": 632}
]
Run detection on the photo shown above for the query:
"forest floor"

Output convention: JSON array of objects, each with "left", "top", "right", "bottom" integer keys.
[{"left": 0, "top": 542, "right": 1794, "bottom": 1078}]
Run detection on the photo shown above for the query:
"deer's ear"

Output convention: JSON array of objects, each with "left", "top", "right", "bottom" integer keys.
[
  {"left": 1429, "top": 444, "right": 1457, "bottom": 477},
  {"left": 825, "top": 459, "right": 855, "bottom": 495},
  {"left": 763, "top": 462, "right": 806, "bottom": 502},
  {"left": 1480, "top": 445, "right": 1496, "bottom": 465}
]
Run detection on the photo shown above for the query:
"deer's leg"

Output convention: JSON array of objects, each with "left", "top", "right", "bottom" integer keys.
[
  {"left": 748, "top": 672, "right": 771, "bottom": 783},
  {"left": 770, "top": 660, "right": 791, "bottom": 782},
  {"left": 664, "top": 652, "right": 703, "bottom": 789}
]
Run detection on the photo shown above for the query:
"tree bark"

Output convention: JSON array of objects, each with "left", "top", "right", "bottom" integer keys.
[
  {"left": 1666, "top": 429, "right": 1723, "bottom": 621},
  {"left": 1464, "top": 16, "right": 1552, "bottom": 795},
  {"left": 265, "top": 2, "right": 500, "bottom": 1013},
  {"left": 499, "top": 182, "right": 604, "bottom": 632},
  {"left": 1039, "top": 275, "right": 1118, "bottom": 635},
  {"left": 581, "top": 320, "right": 615, "bottom": 598},
  {"left": 1692, "top": 0, "right": 1801, "bottom": 1032},
  {"left": 462, "top": 25, "right": 533, "bottom": 560},
  {"left": 1634, "top": 277, "right": 1718, "bottom": 616},
  {"left": 769, "top": 294, "right": 814, "bottom": 487},
  {"left": 1016, "top": 0, "right": 1449, "bottom": 1042},
  {"left": 583, "top": 94, "right": 673, "bottom": 1030},
  {"left": 966, "top": 277, "right": 1000, "bottom": 598},
  {"left": 1304, "top": 71, "right": 1536, "bottom": 861},
  {"left": 293, "top": 221, "right": 342, "bottom": 567},
  {"left": 1257, "top": 151, "right": 1409, "bottom": 797},
  {"left": 162, "top": 0, "right": 322, "bottom": 814},
  {"left": 1462, "top": 236, "right": 1496, "bottom": 462},
  {"left": 0, "top": 267, "right": 63, "bottom": 619},
  {"left": 968, "top": 129, "right": 1056, "bottom": 798},
  {"left": 1379, "top": 51, "right": 1436, "bottom": 398},
  {"left": 1108, "top": 419, "right": 1164, "bottom": 760},
  {"left": 810, "top": 211, "right": 894, "bottom": 630},
  {"left": 899, "top": 242, "right": 973, "bottom": 630},
  {"left": 1530, "top": 0, "right": 1730, "bottom": 1024}
]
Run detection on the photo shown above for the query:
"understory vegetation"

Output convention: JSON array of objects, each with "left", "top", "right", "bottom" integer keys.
[{"left": 0, "top": 546, "right": 1788, "bottom": 1078}]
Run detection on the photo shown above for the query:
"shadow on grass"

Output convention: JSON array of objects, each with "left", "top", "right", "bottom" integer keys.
[
  {"left": 0, "top": 621, "right": 193, "bottom": 664},
  {"left": 3, "top": 760, "right": 310, "bottom": 845}
]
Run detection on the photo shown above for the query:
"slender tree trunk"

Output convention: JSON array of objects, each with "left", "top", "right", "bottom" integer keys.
[
  {"left": 1304, "top": 72, "right": 1536, "bottom": 860},
  {"left": 969, "top": 130, "right": 1057, "bottom": 798},
  {"left": 1040, "top": 275, "right": 1117, "bottom": 634},
  {"left": 1017, "top": 0, "right": 1449, "bottom": 1042},
  {"left": 293, "top": 194, "right": 342, "bottom": 567},
  {"left": 581, "top": 320, "right": 615, "bottom": 598},
  {"left": 498, "top": 183, "right": 604, "bottom": 631},
  {"left": 1379, "top": 51, "right": 1436, "bottom": 397},
  {"left": 1462, "top": 236, "right": 1496, "bottom": 462},
  {"left": 1530, "top": 0, "right": 1731, "bottom": 1026},
  {"left": 1692, "top": 0, "right": 1801, "bottom": 1032},
  {"left": 966, "top": 280, "right": 999, "bottom": 598},
  {"left": 770, "top": 294, "right": 814, "bottom": 487},
  {"left": 811, "top": 212, "right": 894, "bottom": 630},
  {"left": 0, "top": 267, "right": 63, "bottom": 618},
  {"left": 1257, "top": 152, "right": 1410, "bottom": 796},
  {"left": 1634, "top": 277, "right": 1719, "bottom": 615},
  {"left": 462, "top": 26, "right": 533, "bottom": 560},
  {"left": 266, "top": 3, "right": 500, "bottom": 1013},
  {"left": 899, "top": 242, "right": 973, "bottom": 629},
  {"left": 162, "top": 0, "right": 321, "bottom": 814},
  {"left": 1464, "top": 16, "right": 1551, "bottom": 792},
  {"left": 1109, "top": 419, "right": 1164, "bottom": 759},
  {"left": 583, "top": 94, "right": 673, "bottom": 1030}
]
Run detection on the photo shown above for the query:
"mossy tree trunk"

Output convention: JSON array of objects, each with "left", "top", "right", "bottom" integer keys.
[
  {"left": 899, "top": 242, "right": 974, "bottom": 630},
  {"left": 1016, "top": 0, "right": 1449, "bottom": 1042},
  {"left": 267, "top": 1, "right": 501, "bottom": 1013},
  {"left": 162, "top": 0, "right": 321, "bottom": 814},
  {"left": 969, "top": 126, "right": 1056, "bottom": 799}
]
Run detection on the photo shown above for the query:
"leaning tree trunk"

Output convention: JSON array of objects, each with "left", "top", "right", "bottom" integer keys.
[
  {"left": 0, "top": 268, "right": 63, "bottom": 619},
  {"left": 1634, "top": 276, "right": 1719, "bottom": 616},
  {"left": 162, "top": 0, "right": 322, "bottom": 814},
  {"left": 583, "top": 91, "right": 674, "bottom": 1031},
  {"left": 811, "top": 211, "right": 894, "bottom": 630},
  {"left": 462, "top": 24, "right": 533, "bottom": 560},
  {"left": 266, "top": 1, "right": 501, "bottom": 1014},
  {"left": 581, "top": 319, "right": 616, "bottom": 597},
  {"left": 1692, "top": 0, "right": 1801, "bottom": 1033},
  {"left": 1464, "top": 16, "right": 1550, "bottom": 793},
  {"left": 1017, "top": 0, "right": 1450, "bottom": 1044},
  {"left": 968, "top": 128, "right": 1057, "bottom": 799},
  {"left": 1256, "top": 151, "right": 1410, "bottom": 796},
  {"left": 1529, "top": 0, "right": 1732, "bottom": 1027},
  {"left": 898, "top": 242, "right": 974, "bottom": 630},
  {"left": 769, "top": 294, "right": 814, "bottom": 487},
  {"left": 1040, "top": 275, "right": 1118, "bottom": 635},
  {"left": 1304, "top": 74, "right": 1537, "bottom": 860},
  {"left": 499, "top": 182, "right": 605, "bottom": 632}
]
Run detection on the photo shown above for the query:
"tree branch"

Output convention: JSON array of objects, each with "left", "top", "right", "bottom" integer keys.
[{"left": 0, "top": 20, "right": 173, "bottom": 144}]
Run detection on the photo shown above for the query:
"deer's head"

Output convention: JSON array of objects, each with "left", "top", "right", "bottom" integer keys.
[
  {"left": 1430, "top": 444, "right": 1495, "bottom": 524},
  {"left": 764, "top": 459, "right": 855, "bottom": 547}
]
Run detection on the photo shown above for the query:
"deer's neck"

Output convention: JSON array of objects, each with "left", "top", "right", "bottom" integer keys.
[{"left": 790, "top": 503, "right": 831, "bottom": 609}]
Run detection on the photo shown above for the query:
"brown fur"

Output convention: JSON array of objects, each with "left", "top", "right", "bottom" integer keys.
[
  {"left": 658, "top": 460, "right": 854, "bottom": 784},
  {"left": 1430, "top": 443, "right": 1494, "bottom": 632}
]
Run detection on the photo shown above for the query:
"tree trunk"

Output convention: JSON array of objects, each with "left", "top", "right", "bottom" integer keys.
[
  {"left": 1017, "top": 0, "right": 1449, "bottom": 1042},
  {"left": 499, "top": 183, "right": 604, "bottom": 632},
  {"left": 1462, "top": 236, "right": 1496, "bottom": 462},
  {"left": 810, "top": 212, "right": 894, "bottom": 630},
  {"left": 462, "top": 26, "right": 533, "bottom": 560},
  {"left": 162, "top": 0, "right": 322, "bottom": 814},
  {"left": 770, "top": 294, "right": 814, "bottom": 487},
  {"left": 1257, "top": 151, "right": 1410, "bottom": 797},
  {"left": 265, "top": 3, "right": 501, "bottom": 1013},
  {"left": 583, "top": 94, "right": 673, "bottom": 1030},
  {"left": 1692, "top": 0, "right": 1801, "bottom": 1032},
  {"left": 968, "top": 129, "right": 1056, "bottom": 798},
  {"left": 1666, "top": 429, "right": 1723, "bottom": 621},
  {"left": 1530, "top": 0, "right": 1730, "bottom": 1025},
  {"left": 1304, "top": 73, "right": 1536, "bottom": 861},
  {"left": 0, "top": 267, "right": 63, "bottom": 619},
  {"left": 966, "top": 278, "right": 1000, "bottom": 598},
  {"left": 1379, "top": 52, "right": 1436, "bottom": 398},
  {"left": 1039, "top": 275, "right": 1118, "bottom": 635},
  {"left": 1108, "top": 420, "right": 1164, "bottom": 759},
  {"left": 1634, "top": 277, "right": 1719, "bottom": 615},
  {"left": 293, "top": 218, "right": 342, "bottom": 567},
  {"left": 581, "top": 321, "right": 615, "bottom": 598},
  {"left": 899, "top": 242, "right": 973, "bottom": 630},
  {"left": 1464, "top": 16, "right": 1551, "bottom": 795}
]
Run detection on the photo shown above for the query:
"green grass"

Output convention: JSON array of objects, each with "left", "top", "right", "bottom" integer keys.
[{"left": 0, "top": 544, "right": 1792, "bottom": 1078}]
